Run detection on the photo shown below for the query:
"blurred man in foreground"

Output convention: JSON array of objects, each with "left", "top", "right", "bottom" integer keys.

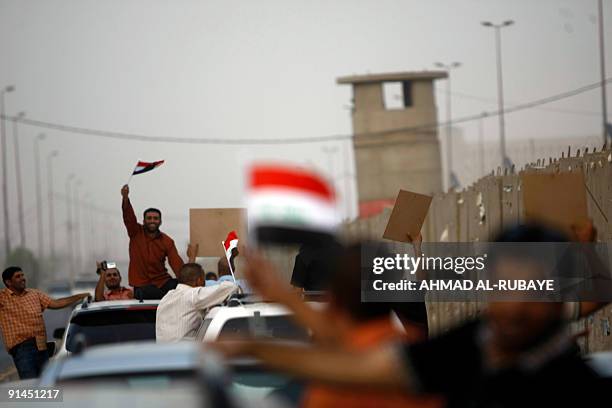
[
  {"left": 242, "top": 243, "right": 442, "bottom": 407},
  {"left": 156, "top": 263, "right": 238, "bottom": 342},
  {"left": 0, "top": 267, "right": 89, "bottom": 379},
  {"left": 94, "top": 262, "right": 133, "bottom": 301},
  {"left": 213, "top": 224, "right": 608, "bottom": 407}
]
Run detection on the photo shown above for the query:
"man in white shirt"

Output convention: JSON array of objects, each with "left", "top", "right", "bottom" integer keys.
[{"left": 156, "top": 263, "right": 238, "bottom": 342}]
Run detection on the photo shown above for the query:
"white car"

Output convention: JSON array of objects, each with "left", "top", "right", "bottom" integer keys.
[
  {"left": 195, "top": 295, "right": 309, "bottom": 343},
  {"left": 36, "top": 341, "right": 292, "bottom": 408},
  {"left": 53, "top": 298, "right": 159, "bottom": 357}
]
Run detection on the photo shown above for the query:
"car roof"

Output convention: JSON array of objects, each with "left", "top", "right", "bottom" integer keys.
[
  {"left": 204, "top": 302, "right": 291, "bottom": 319},
  {"left": 52, "top": 341, "right": 201, "bottom": 379},
  {"left": 72, "top": 299, "right": 159, "bottom": 313}
]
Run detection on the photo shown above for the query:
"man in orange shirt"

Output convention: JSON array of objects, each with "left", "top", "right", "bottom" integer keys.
[
  {"left": 0, "top": 266, "right": 89, "bottom": 379},
  {"left": 121, "top": 185, "right": 196, "bottom": 299},
  {"left": 94, "top": 262, "right": 133, "bottom": 301},
  {"left": 242, "top": 243, "right": 442, "bottom": 408}
]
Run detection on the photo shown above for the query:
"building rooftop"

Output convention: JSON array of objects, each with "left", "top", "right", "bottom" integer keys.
[{"left": 337, "top": 70, "right": 448, "bottom": 84}]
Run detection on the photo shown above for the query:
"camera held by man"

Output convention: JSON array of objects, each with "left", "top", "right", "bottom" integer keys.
[{"left": 94, "top": 261, "right": 134, "bottom": 301}]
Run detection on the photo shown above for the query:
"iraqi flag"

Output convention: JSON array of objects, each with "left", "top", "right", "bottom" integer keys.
[
  {"left": 132, "top": 160, "right": 165, "bottom": 175},
  {"left": 246, "top": 164, "right": 339, "bottom": 245},
  {"left": 222, "top": 230, "right": 239, "bottom": 262}
]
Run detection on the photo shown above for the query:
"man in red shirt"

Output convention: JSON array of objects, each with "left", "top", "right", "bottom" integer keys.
[
  {"left": 94, "top": 262, "right": 133, "bottom": 301},
  {"left": 121, "top": 185, "right": 196, "bottom": 299}
]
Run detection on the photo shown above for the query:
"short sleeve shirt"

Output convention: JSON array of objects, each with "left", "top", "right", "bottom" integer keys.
[{"left": 0, "top": 288, "right": 52, "bottom": 351}]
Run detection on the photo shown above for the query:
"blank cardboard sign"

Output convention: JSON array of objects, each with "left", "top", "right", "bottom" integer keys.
[
  {"left": 522, "top": 172, "right": 589, "bottom": 236},
  {"left": 383, "top": 190, "right": 432, "bottom": 243},
  {"left": 189, "top": 209, "right": 247, "bottom": 257}
]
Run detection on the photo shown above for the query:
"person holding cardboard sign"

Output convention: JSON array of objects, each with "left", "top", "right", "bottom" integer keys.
[{"left": 121, "top": 184, "right": 197, "bottom": 299}]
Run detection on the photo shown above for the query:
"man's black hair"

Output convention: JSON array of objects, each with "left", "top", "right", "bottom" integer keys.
[
  {"left": 205, "top": 272, "right": 218, "bottom": 281},
  {"left": 143, "top": 208, "right": 162, "bottom": 218},
  {"left": 179, "top": 263, "right": 204, "bottom": 284},
  {"left": 2, "top": 266, "right": 22, "bottom": 287}
]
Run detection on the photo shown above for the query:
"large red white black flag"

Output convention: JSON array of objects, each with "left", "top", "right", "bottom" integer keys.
[{"left": 246, "top": 164, "right": 339, "bottom": 244}]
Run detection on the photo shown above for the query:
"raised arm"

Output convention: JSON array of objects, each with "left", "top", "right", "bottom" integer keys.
[
  {"left": 193, "top": 281, "right": 238, "bottom": 309},
  {"left": 121, "top": 184, "right": 140, "bottom": 238},
  {"left": 243, "top": 249, "right": 343, "bottom": 344},
  {"left": 48, "top": 293, "right": 89, "bottom": 309},
  {"left": 212, "top": 341, "right": 409, "bottom": 390},
  {"left": 94, "top": 263, "right": 106, "bottom": 301}
]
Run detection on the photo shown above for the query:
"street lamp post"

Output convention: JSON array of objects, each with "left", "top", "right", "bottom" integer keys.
[
  {"left": 0, "top": 85, "right": 15, "bottom": 256},
  {"left": 12, "top": 112, "right": 26, "bottom": 248},
  {"left": 34, "top": 133, "right": 46, "bottom": 259},
  {"left": 597, "top": 0, "right": 608, "bottom": 145},
  {"left": 482, "top": 20, "right": 514, "bottom": 169},
  {"left": 73, "top": 180, "right": 82, "bottom": 276},
  {"left": 66, "top": 174, "right": 75, "bottom": 281},
  {"left": 479, "top": 112, "right": 487, "bottom": 177},
  {"left": 434, "top": 61, "right": 461, "bottom": 190},
  {"left": 47, "top": 150, "right": 59, "bottom": 271}
]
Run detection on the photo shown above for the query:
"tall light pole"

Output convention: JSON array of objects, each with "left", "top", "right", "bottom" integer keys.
[
  {"left": 66, "top": 174, "right": 75, "bottom": 282},
  {"left": 12, "top": 111, "right": 26, "bottom": 248},
  {"left": 597, "top": 0, "right": 608, "bottom": 145},
  {"left": 83, "top": 193, "right": 95, "bottom": 262},
  {"left": 1, "top": 85, "right": 15, "bottom": 256},
  {"left": 434, "top": 61, "right": 461, "bottom": 190},
  {"left": 47, "top": 150, "right": 59, "bottom": 270},
  {"left": 73, "top": 180, "right": 82, "bottom": 276},
  {"left": 482, "top": 20, "right": 514, "bottom": 169},
  {"left": 478, "top": 112, "right": 487, "bottom": 177},
  {"left": 34, "top": 133, "right": 46, "bottom": 259}
]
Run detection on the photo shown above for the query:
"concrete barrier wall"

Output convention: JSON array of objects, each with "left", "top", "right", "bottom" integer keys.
[{"left": 342, "top": 145, "right": 612, "bottom": 352}]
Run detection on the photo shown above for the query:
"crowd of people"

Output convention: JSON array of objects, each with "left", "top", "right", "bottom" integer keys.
[{"left": 1, "top": 182, "right": 610, "bottom": 407}]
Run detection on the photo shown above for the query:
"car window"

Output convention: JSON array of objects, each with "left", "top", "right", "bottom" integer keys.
[
  {"left": 218, "top": 314, "right": 309, "bottom": 341},
  {"left": 66, "top": 308, "right": 157, "bottom": 352}
]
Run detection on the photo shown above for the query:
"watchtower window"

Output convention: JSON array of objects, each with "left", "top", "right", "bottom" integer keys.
[
  {"left": 383, "top": 81, "right": 413, "bottom": 110},
  {"left": 402, "top": 80, "right": 413, "bottom": 107}
]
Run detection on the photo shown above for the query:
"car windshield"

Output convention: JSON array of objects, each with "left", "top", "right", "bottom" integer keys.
[
  {"left": 65, "top": 308, "right": 157, "bottom": 352},
  {"left": 218, "top": 315, "right": 309, "bottom": 341}
]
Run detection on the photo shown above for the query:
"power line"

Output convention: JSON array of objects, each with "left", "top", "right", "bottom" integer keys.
[
  {"left": 436, "top": 88, "right": 602, "bottom": 116},
  {"left": 1, "top": 77, "right": 610, "bottom": 145}
]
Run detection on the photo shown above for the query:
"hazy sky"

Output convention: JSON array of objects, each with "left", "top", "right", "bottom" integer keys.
[{"left": 0, "top": 0, "right": 610, "bottom": 270}]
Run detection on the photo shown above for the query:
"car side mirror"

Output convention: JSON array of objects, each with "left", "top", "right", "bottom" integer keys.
[{"left": 53, "top": 327, "right": 65, "bottom": 340}]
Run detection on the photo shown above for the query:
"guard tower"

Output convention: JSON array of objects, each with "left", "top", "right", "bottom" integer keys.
[{"left": 337, "top": 71, "right": 446, "bottom": 217}]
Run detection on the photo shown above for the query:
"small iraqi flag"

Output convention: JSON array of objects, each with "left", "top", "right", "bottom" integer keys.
[
  {"left": 132, "top": 160, "right": 165, "bottom": 175},
  {"left": 246, "top": 163, "right": 339, "bottom": 245},
  {"left": 222, "top": 230, "right": 239, "bottom": 261}
]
